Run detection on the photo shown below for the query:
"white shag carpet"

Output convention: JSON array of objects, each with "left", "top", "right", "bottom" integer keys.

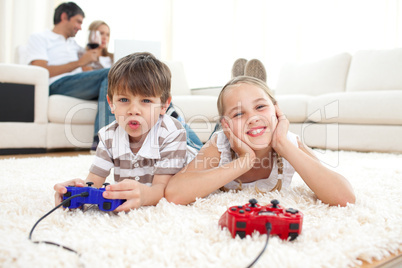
[{"left": 0, "top": 150, "right": 401, "bottom": 268}]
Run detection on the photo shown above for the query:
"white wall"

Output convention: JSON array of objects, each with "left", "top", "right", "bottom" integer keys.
[{"left": 2, "top": 0, "right": 402, "bottom": 89}]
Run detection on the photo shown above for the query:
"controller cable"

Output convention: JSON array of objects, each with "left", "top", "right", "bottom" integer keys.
[
  {"left": 28, "top": 192, "right": 89, "bottom": 255},
  {"left": 246, "top": 222, "right": 272, "bottom": 268}
]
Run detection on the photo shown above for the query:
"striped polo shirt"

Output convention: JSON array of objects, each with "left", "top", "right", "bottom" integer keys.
[{"left": 89, "top": 115, "right": 189, "bottom": 185}]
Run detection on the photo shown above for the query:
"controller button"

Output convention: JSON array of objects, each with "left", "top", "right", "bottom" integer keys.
[
  {"left": 239, "top": 210, "right": 244, "bottom": 214},
  {"left": 237, "top": 206, "right": 243, "bottom": 209},
  {"left": 103, "top": 202, "right": 112, "bottom": 211},
  {"left": 249, "top": 198, "right": 258, "bottom": 207},
  {"left": 286, "top": 208, "right": 298, "bottom": 214},
  {"left": 236, "top": 231, "right": 246, "bottom": 239},
  {"left": 271, "top": 199, "right": 279, "bottom": 208},
  {"left": 245, "top": 208, "right": 251, "bottom": 211},
  {"left": 86, "top": 182, "right": 94, "bottom": 187},
  {"left": 236, "top": 221, "right": 247, "bottom": 229},
  {"left": 289, "top": 223, "right": 299, "bottom": 230},
  {"left": 230, "top": 207, "right": 237, "bottom": 211}
]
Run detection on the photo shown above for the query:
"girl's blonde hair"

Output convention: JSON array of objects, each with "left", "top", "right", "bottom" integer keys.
[
  {"left": 217, "top": 76, "right": 277, "bottom": 119},
  {"left": 88, "top": 20, "right": 114, "bottom": 61},
  {"left": 217, "top": 76, "right": 283, "bottom": 193}
]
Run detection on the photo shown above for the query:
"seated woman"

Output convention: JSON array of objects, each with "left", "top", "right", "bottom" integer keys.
[{"left": 81, "top": 20, "right": 113, "bottom": 71}]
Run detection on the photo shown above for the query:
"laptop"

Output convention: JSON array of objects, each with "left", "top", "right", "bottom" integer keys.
[{"left": 113, "top": 39, "right": 162, "bottom": 62}]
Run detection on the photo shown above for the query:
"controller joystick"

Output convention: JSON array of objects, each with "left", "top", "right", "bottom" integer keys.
[
  {"left": 62, "top": 185, "right": 125, "bottom": 211},
  {"left": 86, "top": 182, "right": 94, "bottom": 187},
  {"left": 249, "top": 198, "right": 258, "bottom": 207},
  {"left": 271, "top": 199, "right": 279, "bottom": 208},
  {"left": 219, "top": 199, "right": 303, "bottom": 240},
  {"left": 103, "top": 183, "right": 110, "bottom": 187}
]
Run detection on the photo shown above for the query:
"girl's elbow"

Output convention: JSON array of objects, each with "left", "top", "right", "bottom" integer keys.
[
  {"left": 164, "top": 186, "right": 189, "bottom": 205},
  {"left": 335, "top": 192, "right": 356, "bottom": 207}
]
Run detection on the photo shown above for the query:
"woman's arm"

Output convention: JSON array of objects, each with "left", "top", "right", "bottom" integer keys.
[{"left": 165, "top": 136, "right": 254, "bottom": 205}]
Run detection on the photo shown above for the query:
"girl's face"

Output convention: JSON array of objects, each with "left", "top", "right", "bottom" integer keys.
[
  {"left": 97, "top": 24, "right": 110, "bottom": 49},
  {"left": 222, "top": 83, "right": 277, "bottom": 150}
]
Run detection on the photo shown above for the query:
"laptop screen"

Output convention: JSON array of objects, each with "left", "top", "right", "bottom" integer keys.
[{"left": 114, "top": 39, "right": 162, "bottom": 63}]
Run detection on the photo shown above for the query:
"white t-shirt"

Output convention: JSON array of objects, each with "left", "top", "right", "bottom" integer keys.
[
  {"left": 26, "top": 30, "right": 83, "bottom": 85},
  {"left": 213, "top": 130, "right": 298, "bottom": 191}
]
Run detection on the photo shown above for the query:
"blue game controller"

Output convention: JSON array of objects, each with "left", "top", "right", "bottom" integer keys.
[{"left": 62, "top": 182, "right": 125, "bottom": 211}]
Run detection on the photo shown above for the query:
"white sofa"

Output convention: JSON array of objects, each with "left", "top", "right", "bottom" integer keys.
[
  {"left": 2, "top": 48, "right": 401, "bottom": 154},
  {"left": 0, "top": 61, "right": 218, "bottom": 154},
  {"left": 188, "top": 48, "right": 402, "bottom": 153},
  {"left": 274, "top": 48, "right": 402, "bottom": 153}
]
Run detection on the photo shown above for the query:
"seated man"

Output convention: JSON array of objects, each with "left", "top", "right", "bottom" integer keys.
[{"left": 26, "top": 2, "right": 111, "bottom": 151}]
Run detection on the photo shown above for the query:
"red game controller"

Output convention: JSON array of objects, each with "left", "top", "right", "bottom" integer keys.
[{"left": 219, "top": 199, "right": 303, "bottom": 240}]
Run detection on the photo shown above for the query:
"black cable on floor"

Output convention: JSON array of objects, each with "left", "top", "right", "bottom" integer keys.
[
  {"left": 28, "top": 192, "right": 89, "bottom": 255},
  {"left": 246, "top": 222, "right": 272, "bottom": 268}
]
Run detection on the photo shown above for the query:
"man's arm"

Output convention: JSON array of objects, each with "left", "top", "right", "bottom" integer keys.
[{"left": 30, "top": 50, "right": 97, "bottom": 78}]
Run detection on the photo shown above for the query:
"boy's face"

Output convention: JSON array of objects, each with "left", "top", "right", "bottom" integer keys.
[{"left": 107, "top": 92, "right": 170, "bottom": 143}]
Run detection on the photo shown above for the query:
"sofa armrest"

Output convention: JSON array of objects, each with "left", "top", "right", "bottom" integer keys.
[{"left": 0, "top": 64, "right": 49, "bottom": 124}]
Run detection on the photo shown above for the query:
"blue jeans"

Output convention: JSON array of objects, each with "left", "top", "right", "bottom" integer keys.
[
  {"left": 167, "top": 103, "right": 203, "bottom": 151},
  {"left": 179, "top": 117, "right": 203, "bottom": 150},
  {"left": 49, "top": 69, "right": 113, "bottom": 136}
]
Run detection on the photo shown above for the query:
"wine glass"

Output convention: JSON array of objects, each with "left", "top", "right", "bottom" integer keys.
[{"left": 87, "top": 30, "right": 101, "bottom": 49}]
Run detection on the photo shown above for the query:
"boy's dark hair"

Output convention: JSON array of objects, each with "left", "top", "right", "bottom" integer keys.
[
  {"left": 108, "top": 52, "right": 172, "bottom": 103},
  {"left": 53, "top": 2, "right": 85, "bottom": 25}
]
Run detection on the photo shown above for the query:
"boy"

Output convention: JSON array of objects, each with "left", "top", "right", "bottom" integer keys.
[{"left": 54, "top": 52, "right": 195, "bottom": 212}]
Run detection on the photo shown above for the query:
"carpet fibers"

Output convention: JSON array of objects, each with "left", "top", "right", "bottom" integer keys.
[{"left": 0, "top": 150, "right": 401, "bottom": 268}]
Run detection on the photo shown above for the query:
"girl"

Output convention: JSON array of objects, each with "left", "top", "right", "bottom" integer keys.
[{"left": 165, "top": 76, "right": 355, "bottom": 206}]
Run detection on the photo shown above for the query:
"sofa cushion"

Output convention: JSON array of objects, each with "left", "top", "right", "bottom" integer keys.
[
  {"left": 48, "top": 95, "right": 97, "bottom": 124},
  {"left": 275, "top": 94, "right": 311, "bottom": 123},
  {"left": 307, "top": 90, "right": 402, "bottom": 125},
  {"left": 275, "top": 53, "right": 351, "bottom": 96},
  {"left": 346, "top": 48, "right": 402, "bottom": 92},
  {"left": 172, "top": 95, "right": 218, "bottom": 123}
]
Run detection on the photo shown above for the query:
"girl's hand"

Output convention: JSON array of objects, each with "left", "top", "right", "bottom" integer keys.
[
  {"left": 221, "top": 117, "right": 256, "bottom": 164},
  {"left": 54, "top": 178, "right": 86, "bottom": 206},
  {"left": 103, "top": 180, "right": 143, "bottom": 212},
  {"left": 271, "top": 105, "right": 290, "bottom": 154}
]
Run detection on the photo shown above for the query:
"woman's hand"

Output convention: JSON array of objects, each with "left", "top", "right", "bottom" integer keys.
[
  {"left": 221, "top": 117, "right": 256, "bottom": 164},
  {"left": 271, "top": 105, "right": 290, "bottom": 154}
]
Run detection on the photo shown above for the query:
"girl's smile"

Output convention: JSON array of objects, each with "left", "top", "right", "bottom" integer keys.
[{"left": 246, "top": 126, "right": 267, "bottom": 137}]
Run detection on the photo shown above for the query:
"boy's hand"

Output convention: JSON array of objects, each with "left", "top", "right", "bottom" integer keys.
[
  {"left": 271, "top": 105, "right": 290, "bottom": 154},
  {"left": 221, "top": 117, "right": 256, "bottom": 164},
  {"left": 103, "top": 180, "right": 143, "bottom": 212},
  {"left": 54, "top": 178, "right": 86, "bottom": 206}
]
